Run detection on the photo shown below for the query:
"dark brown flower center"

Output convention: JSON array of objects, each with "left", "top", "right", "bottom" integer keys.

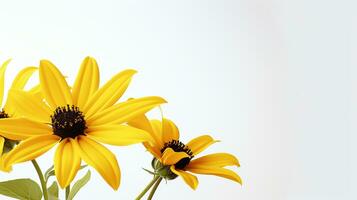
[
  {"left": 0, "top": 110, "right": 9, "bottom": 118},
  {"left": 51, "top": 105, "right": 87, "bottom": 139},
  {"left": 161, "top": 140, "right": 193, "bottom": 169}
]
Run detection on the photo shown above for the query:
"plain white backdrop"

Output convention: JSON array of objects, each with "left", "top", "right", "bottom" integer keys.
[{"left": 0, "top": 0, "right": 355, "bottom": 199}]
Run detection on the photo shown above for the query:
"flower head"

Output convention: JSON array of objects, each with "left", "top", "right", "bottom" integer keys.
[
  {"left": 0, "top": 57, "right": 166, "bottom": 189},
  {"left": 0, "top": 59, "right": 39, "bottom": 171},
  {"left": 129, "top": 116, "right": 242, "bottom": 190}
]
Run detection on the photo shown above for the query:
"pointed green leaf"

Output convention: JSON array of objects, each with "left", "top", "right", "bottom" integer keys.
[
  {"left": 142, "top": 168, "right": 156, "bottom": 175},
  {"left": 67, "top": 170, "right": 91, "bottom": 200},
  {"left": 0, "top": 178, "right": 42, "bottom": 200},
  {"left": 44, "top": 165, "right": 55, "bottom": 182},
  {"left": 48, "top": 181, "right": 59, "bottom": 200}
]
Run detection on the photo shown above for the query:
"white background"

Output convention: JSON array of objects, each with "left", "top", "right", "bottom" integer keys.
[{"left": 0, "top": 0, "right": 355, "bottom": 199}]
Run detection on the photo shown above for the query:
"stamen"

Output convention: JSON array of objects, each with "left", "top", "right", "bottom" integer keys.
[{"left": 51, "top": 105, "right": 87, "bottom": 139}]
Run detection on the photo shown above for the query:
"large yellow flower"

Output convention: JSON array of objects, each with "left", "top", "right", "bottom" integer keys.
[
  {"left": 0, "top": 57, "right": 166, "bottom": 189},
  {"left": 0, "top": 59, "right": 38, "bottom": 170},
  {"left": 129, "top": 116, "right": 242, "bottom": 190}
]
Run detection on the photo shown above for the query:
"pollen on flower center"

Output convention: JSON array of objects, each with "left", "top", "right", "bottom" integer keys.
[
  {"left": 51, "top": 105, "right": 87, "bottom": 139},
  {"left": 161, "top": 140, "right": 194, "bottom": 169}
]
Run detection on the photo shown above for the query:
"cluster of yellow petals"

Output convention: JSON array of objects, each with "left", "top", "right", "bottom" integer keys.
[{"left": 0, "top": 56, "right": 241, "bottom": 192}]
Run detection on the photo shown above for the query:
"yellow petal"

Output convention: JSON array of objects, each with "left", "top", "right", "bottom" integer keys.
[
  {"left": 144, "top": 145, "right": 162, "bottom": 160},
  {"left": 87, "top": 96, "right": 166, "bottom": 126},
  {"left": 72, "top": 57, "right": 99, "bottom": 109},
  {"left": 10, "top": 66, "right": 37, "bottom": 90},
  {"left": 186, "top": 165, "right": 242, "bottom": 185},
  {"left": 3, "top": 135, "right": 60, "bottom": 168},
  {"left": 83, "top": 69, "right": 137, "bottom": 118},
  {"left": 0, "top": 118, "right": 52, "bottom": 140},
  {"left": 86, "top": 125, "right": 154, "bottom": 146},
  {"left": 0, "top": 59, "right": 11, "bottom": 106},
  {"left": 6, "top": 90, "right": 52, "bottom": 122},
  {"left": 150, "top": 120, "right": 162, "bottom": 134},
  {"left": 128, "top": 114, "right": 154, "bottom": 136},
  {"left": 170, "top": 165, "right": 198, "bottom": 190},
  {"left": 186, "top": 135, "right": 218, "bottom": 156},
  {"left": 39, "top": 60, "right": 72, "bottom": 108},
  {"left": 0, "top": 136, "right": 4, "bottom": 156},
  {"left": 0, "top": 137, "right": 13, "bottom": 172},
  {"left": 28, "top": 84, "right": 42, "bottom": 98},
  {"left": 128, "top": 115, "right": 163, "bottom": 151},
  {"left": 189, "top": 153, "right": 240, "bottom": 167},
  {"left": 0, "top": 154, "right": 12, "bottom": 172},
  {"left": 74, "top": 136, "right": 120, "bottom": 190},
  {"left": 161, "top": 148, "right": 189, "bottom": 166},
  {"left": 54, "top": 138, "right": 81, "bottom": 188},
  {"left": 162, "top": 118, "right": 179, "bottom": 144}
]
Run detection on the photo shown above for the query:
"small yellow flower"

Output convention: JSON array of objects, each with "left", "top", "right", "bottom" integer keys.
[
  {"left": 0, "top": 57, "right": 166, "bottom": 189},
  {"left": 130, "top": 116, "right": 242, "bottom": 190},
  {"left": 0, "top": 59, "right": 38, "bottom": 171}
]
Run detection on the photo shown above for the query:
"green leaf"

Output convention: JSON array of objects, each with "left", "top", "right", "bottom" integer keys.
[
  {"left": 44, "top": 165, "right": 55, "bottom": 183},
  {"left": 142, "top": 168, "right": 156, "bottom": 175},
  {"left": 45, "top": 165, "right": 88, "bottom": 183},
  {"left": 67, "top": 170, "right": 91, "bottom": 200},
  {"left": 48, "top": 181, "right": 59, "bottom": 200},
  {"left": 0, "top": 178, "right": 42, "bottom": 200}
]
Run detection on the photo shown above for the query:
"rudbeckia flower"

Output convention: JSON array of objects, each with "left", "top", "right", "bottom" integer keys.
[
  {"left": 0, "top": 59, "right": 38, "bottom": 171},
  {"left": 0, "top": 57, "right": 166, "bottom": 189},
  {"left": 129, "top": 116, "right": 242, "bottom": 190}
]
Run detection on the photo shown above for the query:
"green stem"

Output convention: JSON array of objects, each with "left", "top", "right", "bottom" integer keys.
[
  {"left": 31, "top": 160, "right": 48, "bottom": 200},
  {"left": 65, "top": 185, "right": 70, "bottom": 200},
  {"left": 135, "top": 176, "right": 160, "bottom": 200},
  {"left": 147, "top": 177, "right": 162, "bottom": 200}
]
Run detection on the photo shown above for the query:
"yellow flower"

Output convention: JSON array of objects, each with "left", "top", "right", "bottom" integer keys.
[
  {"left": 129, "top": 116, "right": 242, "bottom": 190},
  {"left": 0, "top": 59, "right": 38, "bottom": 171},
  {"left": 0, "top": 57, "right": 166, "bottom": 189}
]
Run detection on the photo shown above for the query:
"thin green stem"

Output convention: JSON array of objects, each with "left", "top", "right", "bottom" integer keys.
[
  {"left": 31, "top": 160, "right": 48, "bottom": 200},
  {"left": 65, "top": 185, "right": 70, "bottom": 200},
  {"left": 147, "top": 177, "right": 162, "bottom": 200},
  {"left": 135, "top": 176, "right": 160, "bottom": 200}
]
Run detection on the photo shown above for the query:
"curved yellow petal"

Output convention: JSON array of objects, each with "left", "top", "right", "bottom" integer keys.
[
  {"left": 83, "top": 69, "right": 137, "bottom": 118},
  {"left": 74, "top": 136, "right": 120, "bottom": 190},
  {"left": 39, "top": 60, "right": 72, "bottom": 108},
  {"left": 0, "top": 154, "right": 12, "bottom": 172},
  {"left": 170, "top": 165, "right": 198, "bottom": 190},
  {"left": 28, "top": 84, "right": 43, "bottom": 100},
  {"left": 162, "top": 118, "right": 179, "bottom": 144},
  {"left": 189, "top": 153, "right": 240, "bottom": 168},
  {"left": 86, "top": 125, "right": 154, "bottom": 146},
  {"left": 6, "top": 90, "right": 52, "bottom": 121},
  {"left": 10, "top": 66, "right": 37, "bottom": 90},
  {"left": 54, "top": 138, "right": 81, "bottom": 188},
  {"left": 0, "top": 137, "right": 13, "bottom": 172},
  {"left": 186, "top": 165, "right": 242, "bottom": 185},
  {"left": 128, "top": 115, "right": 164, "bottom": 151},
  {"left": 186, "top": 135, "right": 218, "bottom": 156},
  {"left": 161, "top": 148, "right": 189, "bottom": 166},
  {"left": 0, "top": 136, "right": 4, "bottom": 156},
  {"left": 149, "top": 120, "right": 165, "bottom": 146},
  {"left": 72, "top": 57, "right": 99, "bottom": 109},
  {"left": 87, "top": 96, "right": 166, "bottom": 126},
  {"left": 0, "top": 118, "right": 52, "bottom": 140},
  {"left": 144, "top": 145, "right": 162, "bottom": 160},
  {"left": 3, "top": 135, "right": 60, "bottom": 168},
  {"left": 0, "top": 59, "right": 11, "bottom": 106}
]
